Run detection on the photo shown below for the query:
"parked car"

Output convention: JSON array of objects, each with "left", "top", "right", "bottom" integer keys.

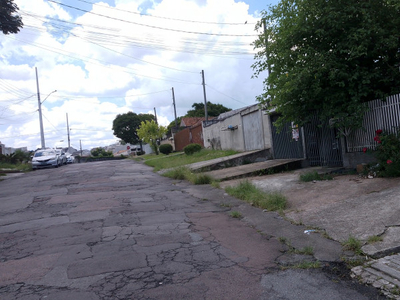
[
  {"left": 31, "top": 149, "right": 61, "bottom": 170},
  {"left": 55, "top": 149, "right": 67, "bottom": 165},
  {"left": 66, "top": 154, "right": 75, "bottom": 164}
]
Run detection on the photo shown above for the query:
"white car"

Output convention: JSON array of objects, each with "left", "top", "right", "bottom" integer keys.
[
  {"left": 55, "top": 149, "right": 67, "bottom": 165},
  {"left": 32, "top": 149, "right": 61, "bottom": 170},
  {"left": 66, "top": 154, "right": 75, "bottom": 164}
]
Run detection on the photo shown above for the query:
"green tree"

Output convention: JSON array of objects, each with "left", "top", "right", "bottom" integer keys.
[
  {"left": 137, "top": 120, "right": 167, "bottom": 155},
  {"left": 0, "top": 0, "right": 23, "bottom": 34},
  {"left": 166, "top": 116, "right": 183, "bottom": 133},
  {"left": 112, "top": 112, "right": 154, "bottom": 148},
  {"left": 91, "top": 147, "right": 113, "bottom": 157},
  {"left": 252, "top": 0, "right": 400, "bottom": 132},
  {"left": 186, "top": 102, "right": 231, "bottom": 118}
]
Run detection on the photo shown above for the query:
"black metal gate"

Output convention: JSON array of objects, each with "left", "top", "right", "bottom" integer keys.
[
  {"left": 271, "top": 115, "right": 304, "bottom": 159},
  {"left": 303, "top": 115, "right": 343, "bottom": 167}
]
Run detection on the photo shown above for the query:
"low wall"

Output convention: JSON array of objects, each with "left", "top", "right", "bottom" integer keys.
[{"left": 195, "top": 149, "right": 272, "bottom": 172}]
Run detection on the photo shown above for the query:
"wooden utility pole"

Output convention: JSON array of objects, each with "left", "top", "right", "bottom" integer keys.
[
  {"left": 201, "top": 70, "right": 208, "bottom": 122},
  {"left": 172, "top": 87, "right": 178, "bottom": 130},
  {"left": 154, "top": 107, "right": 158, "bottom": 124}
]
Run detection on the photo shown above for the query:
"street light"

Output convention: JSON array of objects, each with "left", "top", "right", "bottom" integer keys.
[{"left": 37, "top": 89, "right": 57, "bottom": 149}]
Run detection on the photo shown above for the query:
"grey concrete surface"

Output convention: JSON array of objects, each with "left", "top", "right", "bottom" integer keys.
[{"left": 0, "top": 160, "right": 387, "bottom": 299}]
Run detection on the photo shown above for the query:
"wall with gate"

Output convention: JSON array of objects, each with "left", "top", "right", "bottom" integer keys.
[{"left": 342, "top": 93, "right": 400, "bottom": 167}]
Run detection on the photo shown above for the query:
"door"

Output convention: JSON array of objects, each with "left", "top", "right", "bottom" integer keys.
[
  {"left": 242, "top": 110, "right": 264, "bottom": 151},
  {"left": 270, "top": 115, "right": 304, "bottom": 159}
]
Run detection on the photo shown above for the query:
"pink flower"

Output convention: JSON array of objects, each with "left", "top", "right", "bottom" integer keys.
[
  {"left": 376, "top": 129, "right": 383, "bottom": 135},
  {"left": 363, "top": 147, "right": 367, "bottom": 153},
  {"left": 374, "top": 136, "right": 381, "bottom": 142},
  {"left": 387, "top": 160, "right": 393, "bottom": 164}
]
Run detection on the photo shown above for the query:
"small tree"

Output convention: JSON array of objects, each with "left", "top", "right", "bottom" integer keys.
[{"left": 137, "top": 120, "right": 167, "bottom": 155}]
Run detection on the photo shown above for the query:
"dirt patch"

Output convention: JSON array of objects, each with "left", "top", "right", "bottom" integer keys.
[{"left": 220, "top": 170, "right": 400, "bottom": 224}]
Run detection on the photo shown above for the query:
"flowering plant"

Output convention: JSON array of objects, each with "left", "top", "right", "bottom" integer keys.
[{"left": 372, "top": 128, "right": 400, "bottom": 177}]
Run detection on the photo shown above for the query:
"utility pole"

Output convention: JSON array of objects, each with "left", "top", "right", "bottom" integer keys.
[
  {"left": 35, "top": 67, "right": 45, "bottom": 149},
  {"left": 154, "top": 107, "right": 158, "bottom": 124},
  {"left": 66, "top": 113, "right": 71, "bottom": 148},
  {"left": 172, "top": 87, "right": 178, "bottom": 131},
  {"left": 262, "top": 19, "right": 271, "bottom": 77},
  {"left": 80, "top": 140, "right": 83, "bottom": 156},
  {"left": 201, "top": 70, "right": 208, "bottom": 122}
]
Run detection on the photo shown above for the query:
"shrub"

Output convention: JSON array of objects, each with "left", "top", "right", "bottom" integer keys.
[
  {"left": 370, "top": 129, "right": 400, "bottom": 177},
  {"left": 159, "top": 144, "right": 173, "bottom": 155},
  {"left": 183, "top": 143, "right": 202, "bottom": 155}
]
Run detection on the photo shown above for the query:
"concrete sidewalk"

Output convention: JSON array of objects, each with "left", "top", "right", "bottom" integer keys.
[{"left": 218, "top": 168, "right": 400, "bottom": 299}]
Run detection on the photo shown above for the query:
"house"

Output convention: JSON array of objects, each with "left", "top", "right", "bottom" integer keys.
[{"left": 173, "top": 117, "right": 209, "bottom": 151}]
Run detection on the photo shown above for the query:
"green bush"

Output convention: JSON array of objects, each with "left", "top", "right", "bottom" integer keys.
[
  {"left": 183, "top": 143, "right": 202, "bottom": 155},
  {"left": 159, "top": 144, "right": 173, "bottom": 155},
  {"left": 368, "top": 129, "right": 400, "bottom": 177}
]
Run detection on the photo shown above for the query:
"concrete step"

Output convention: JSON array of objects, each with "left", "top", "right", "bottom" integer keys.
[
  {"left": 352, "top": 254, "right": 400, "bottom": 299},
  {"left": 203, "top": 158, "right": 303, "bottom": 181}
]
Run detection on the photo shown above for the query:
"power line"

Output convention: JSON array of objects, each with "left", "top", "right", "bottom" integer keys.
[
  {"left": 75, "top": 0, "right": 256, "bottom": 25},
  {"left": 206, "top": 85, "right": 249, "bottom": 105},
  {"left": 75, "top": 0, "right": 254, "bottom": 25},
  {"left": 6, "top": 35, "right": 201, "bottom": 85},
  {"left": 47, "top": 0, "right": 258, "bottom": 37}
]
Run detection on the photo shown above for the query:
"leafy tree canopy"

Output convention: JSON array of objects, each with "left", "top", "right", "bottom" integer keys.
[
  {"left": 137, "top": 120, "right": 167, "bottom": 155},
  {"left": 91, "top": 147, "right": 113, "bottom": 157},
  {"left": 0, "top": 0, "right": 23, "bottom": 34},
  {"left": 112, "top": 112, "right": 154, "bottom": 145},
  {"left": 185, "top": 101, "right": 231, "bottom": 118},
  {"left": 252, "top": 0, "right": 400, "bottom": 131},
  {"left": 166, "top": 116, "right": 183, "bottom": 133}
]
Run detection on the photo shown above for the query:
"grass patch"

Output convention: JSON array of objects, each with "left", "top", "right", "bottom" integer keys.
[
  {"left": 299, "top": 170, "right": 333, "bottom": 182},
  {"left": 192, "top": 174, "right": 213, "bottom": 185},
  {"left": 163, "top": 167, "right": 190, "bottom": 180},
  {"left": 143, "top": 149, "right": 237, "bottom": 171},
  {"left": 342, "top": 235, "right": 363, "bottom": 255},
  {"left": 291, "top": 261, "right": 321, "bottom": 269},
  {"left": 225, "top": 180, "right": 287, "bottom": 211},
  {"left": 163, "top": 167, "right": 216, "bottom": 185},
  {"left": 230, "top": 211, "right": 242, "bottom": 218},
  {"left": 0, "top": 162, "right": 32, "bottom": 172},
  {"left": 367, "top": 235, "right": 383, "bottom": 244},
  {"left": 220, "top": 203, "right": 232, "bottom": 208}
]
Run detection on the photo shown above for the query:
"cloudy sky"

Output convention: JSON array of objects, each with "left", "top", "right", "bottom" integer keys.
[{"left": 0, "top": 0, "right": 279, "bottom": 151}]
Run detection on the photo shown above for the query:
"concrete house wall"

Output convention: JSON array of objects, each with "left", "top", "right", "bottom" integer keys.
[{"left": 203, "top": 105, "right": 272, "bottom": 152}]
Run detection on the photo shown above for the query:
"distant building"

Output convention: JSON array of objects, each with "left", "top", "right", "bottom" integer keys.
[{"left": 0, "top": 141, "right": 28, "bottom": 155}]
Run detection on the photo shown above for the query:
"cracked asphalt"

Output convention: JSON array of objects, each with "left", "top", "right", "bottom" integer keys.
[{"left": 0, "top": 160, "right": 385, "bottom": 299}]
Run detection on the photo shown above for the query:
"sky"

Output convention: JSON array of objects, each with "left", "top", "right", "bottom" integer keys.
[{"left": 0, "top": 0, "right": 279, "bottom": 151}]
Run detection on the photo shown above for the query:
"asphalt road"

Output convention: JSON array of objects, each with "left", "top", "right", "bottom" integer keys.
[{"left": 0, "top": 160, "right": 385, "bottom": 299}]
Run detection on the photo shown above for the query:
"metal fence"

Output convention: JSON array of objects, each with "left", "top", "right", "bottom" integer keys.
[{"left": 346, "top": 93, "right": 400, "bottom": 152}]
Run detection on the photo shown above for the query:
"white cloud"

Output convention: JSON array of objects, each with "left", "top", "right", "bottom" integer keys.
[{"left": 0, "top": 0, "right": 267, "bottom": 151}]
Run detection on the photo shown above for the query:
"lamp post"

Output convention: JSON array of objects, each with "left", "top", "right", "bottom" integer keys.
[{"left": 35, "top": 67, "right": 56, "bottom": 149}]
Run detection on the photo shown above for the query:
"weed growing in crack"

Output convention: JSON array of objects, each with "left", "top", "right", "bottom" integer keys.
[
  {"left": 230, "top": 211, "right": 242, "bottom": 218},
  {"left": 367, "top": 235, "right": 383, "bottom": 244},
  {"left": 342, "top": 235, "right": 364, "bottom": 255}
]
